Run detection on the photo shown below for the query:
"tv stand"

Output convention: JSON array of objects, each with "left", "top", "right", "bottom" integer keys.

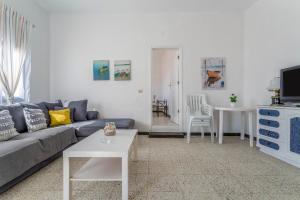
[{"left": 257, "top": 106, "right": 300, "bottom": 168}]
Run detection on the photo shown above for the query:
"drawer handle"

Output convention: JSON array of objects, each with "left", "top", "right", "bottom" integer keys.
[{"left": 259, "top": 129, "right": 279, "bottom": 139}]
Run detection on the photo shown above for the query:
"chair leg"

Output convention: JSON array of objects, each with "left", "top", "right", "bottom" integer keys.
[
  {"left": 210, "top": 126, "right": 214, "bottom": 143},
  {"left": 212, "top": 118, "right": 217, "bottom": 138},
  {"left": 200, "top": 127, "right": 204, "bottom": 139},
  {"left": 187, "top": 119, "right": 192, "bottom": 144}
]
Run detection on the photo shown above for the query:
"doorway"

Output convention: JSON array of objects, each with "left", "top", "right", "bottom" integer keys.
[{"left": 151, "top": 48, "right": 182, "bottom": 132}]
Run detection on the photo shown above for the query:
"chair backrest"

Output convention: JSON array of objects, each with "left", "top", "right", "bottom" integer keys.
[{"left": 186, "top": 94, "right": 208, "bottom": 113}]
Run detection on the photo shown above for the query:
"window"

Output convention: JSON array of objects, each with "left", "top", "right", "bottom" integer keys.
[
  {"left": 0, "top": 4, "right": 32, "bottom": 105},
  {"left": 0, "top": 49, "right": 31, "bottom": 104}
]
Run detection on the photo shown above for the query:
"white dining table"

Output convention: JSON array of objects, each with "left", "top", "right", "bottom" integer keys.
[{"left": 214, "top": 107, "right": 255, "bottom": 147}]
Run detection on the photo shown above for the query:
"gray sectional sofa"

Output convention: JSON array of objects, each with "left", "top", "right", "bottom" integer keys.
[{"left": 0, "top": 101, "right": 134, "bottom": 193}]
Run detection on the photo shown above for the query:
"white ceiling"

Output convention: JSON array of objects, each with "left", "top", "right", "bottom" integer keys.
[{"left": 34, "top": 0, "right": 259, "bottom": 13}]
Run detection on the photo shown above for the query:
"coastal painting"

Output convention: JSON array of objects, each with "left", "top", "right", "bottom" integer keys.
[
  {"left": 114, "top": 60, "right": 131, "bottom": 81},
  {"left": 202, "top": 57, "right": 225, "bottom": 89},
  {"left": 93, "top": 60, "right": 110, "bottom": 80}
]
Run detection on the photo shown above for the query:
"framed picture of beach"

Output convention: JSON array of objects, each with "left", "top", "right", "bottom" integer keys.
[
  {"left": 202, "top": 57, "right": 225, "bottom": 89},
  {"left": 114, "top": 60, "right": 131, "bottom": 81},
  {"left": 93, "top": 60, "right": 110, "bottom": 80}
]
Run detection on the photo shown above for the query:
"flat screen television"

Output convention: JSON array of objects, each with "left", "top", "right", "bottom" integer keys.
[{"left": 280, "top": 65, "right": 300, "bottom": 102}]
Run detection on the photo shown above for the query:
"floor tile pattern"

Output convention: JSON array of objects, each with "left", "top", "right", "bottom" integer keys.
[{"left": 1, "top": 136, "right": 300, "bottom": 200}]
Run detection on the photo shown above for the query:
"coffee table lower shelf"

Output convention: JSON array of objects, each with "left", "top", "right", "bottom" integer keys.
[{"left": 70, "top": 157, "right": 122, "bottom": 182}]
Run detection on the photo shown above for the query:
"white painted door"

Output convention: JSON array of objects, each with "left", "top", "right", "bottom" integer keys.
[{"left": 169, "top": 50, "right": 179, "bottom": 124}]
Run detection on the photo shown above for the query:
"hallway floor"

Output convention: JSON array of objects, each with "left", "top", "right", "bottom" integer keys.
[{"left": 152, "top": 113, "right": 178, "bottom": 126}]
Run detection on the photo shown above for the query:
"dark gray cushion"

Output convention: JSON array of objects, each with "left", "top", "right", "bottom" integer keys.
[
  {"left": 21, "top": 103, "right": 40, "bottom": 109},
  {"left": 36, "top": 102, "right": 50, "bottom": 126},
  {"left": 68, "top": 100, "right": 88, "bottom": 122},
  {"left": 43, "top": 100, "right": 63, "bottom": 111},
  {"left": 74, "top": 119, "right": 135, "bottom": 137},
  {"left": 0, "top": 126, "right": 77, "bottom": 188},
  {"left": 0, "top": 104, "right": 27, "bottom": 133},
  {"left": 86, "top": 111, "right": 99, "bottom": 120}
]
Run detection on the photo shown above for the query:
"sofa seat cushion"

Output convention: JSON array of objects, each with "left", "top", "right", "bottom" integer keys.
[
  {"left": 73, "top": 119, "right": 135, "bottom": 137},
  {"left": 0, "top": 138, "right": 43, "bottom": 187},
  {"left": 14, "top": 126, "right": 77, "bottom": 154},
  {"left": 101, "top": 119, "right": 135, "bottom": 129},
  {"left": 0, "top": 126, "right": 77, "bottom": 187}
]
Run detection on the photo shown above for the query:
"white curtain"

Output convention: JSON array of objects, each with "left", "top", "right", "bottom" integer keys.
[{"left": 0, "top": 3, "right": 32, "bottom": 104}]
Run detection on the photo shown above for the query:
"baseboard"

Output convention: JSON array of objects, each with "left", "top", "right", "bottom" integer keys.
[
  {"left": 138, "top": 132, "right": 149, "bottom": 135},
  {"left": 138, "top": 131, "right": 257, "bottom": 140},
  {"left": 148, "top": 132, "right": 184, "bottom": 138}
]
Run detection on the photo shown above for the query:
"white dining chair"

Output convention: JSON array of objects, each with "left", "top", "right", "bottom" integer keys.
[{"left": 186, "top": 94, "right": 214, "bottom": 143}]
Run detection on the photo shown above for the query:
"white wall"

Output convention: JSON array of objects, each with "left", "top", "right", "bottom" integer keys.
[
  {"left": 5, "top": 0, "right": 50, "bottom": 102},
  {"left": 244, "top": 0, "right": 300, "bottom": 107},
  {"left": 50, "top": 12, "right": 244, "bottom": 132}
]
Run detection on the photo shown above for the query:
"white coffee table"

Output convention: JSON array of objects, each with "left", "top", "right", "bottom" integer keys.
[{"left": 63, "top": 129, "right": 138, "bottom": 200}]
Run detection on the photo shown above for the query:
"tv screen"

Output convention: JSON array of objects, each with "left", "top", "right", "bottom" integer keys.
[{"left": 281, "top": 66, "right": 300, "bottom": 102}]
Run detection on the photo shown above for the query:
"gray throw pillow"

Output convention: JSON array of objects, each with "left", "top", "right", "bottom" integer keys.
[
  {"left": 21, "top": 103, "right": 40, "bottom": 109},
  {"left": 43, "top": 100, "right": 63, "bottom": 110},
  {"left": 0, "top": 110, "right": 19, "bottom": 141},
  {"left": 0, "top": 104, "right": 27, "bottom": 133},
  {"left": 23, "top": 107, "right": 47, "bottom": 133},
  {"left": 36, "top": 102, "right": 51, "bottom": 126},
  {"left": 67, "top": 100, "right": 88, "bottom": 122},
  {"left": 87, "top": 111, "right": 99, "bottom": 120}
]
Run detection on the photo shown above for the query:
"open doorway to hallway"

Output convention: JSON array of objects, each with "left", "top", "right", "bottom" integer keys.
[{"left": 151, "top": 48, "right": 182, "bottom": 133}]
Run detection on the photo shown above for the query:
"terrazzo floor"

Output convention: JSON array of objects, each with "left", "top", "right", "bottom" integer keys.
[{"left": 1, "top": 136, "right": 300, "bottom": 200}]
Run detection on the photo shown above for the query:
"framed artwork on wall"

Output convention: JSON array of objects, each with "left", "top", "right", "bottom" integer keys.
[
  {"left": 93, "top": 60, "right": 110, "bottom": 80},
  {"left": 202, "top": 57, "right": 225, "bottom": 89},
  {"left": 114, "top": 60, "right": 131, "bottom": 81}
]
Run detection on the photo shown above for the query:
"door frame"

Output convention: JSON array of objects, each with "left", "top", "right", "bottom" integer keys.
[{"left": 149, "top": 46, "right": 183, "bottom": 132}]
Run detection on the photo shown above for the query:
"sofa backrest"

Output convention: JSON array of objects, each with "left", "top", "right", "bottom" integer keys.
[{"left": 0, "top": 100, "right": 63, "bottom": 133}]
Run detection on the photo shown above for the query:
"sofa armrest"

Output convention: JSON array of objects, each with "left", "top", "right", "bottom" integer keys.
[{"left": 86, "top": 111, "right": 99, "bottom": 120}]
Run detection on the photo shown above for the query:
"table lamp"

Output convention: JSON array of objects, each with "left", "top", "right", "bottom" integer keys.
[{"left": 267, "top": 77, "right": 280, "bottom": 105}]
